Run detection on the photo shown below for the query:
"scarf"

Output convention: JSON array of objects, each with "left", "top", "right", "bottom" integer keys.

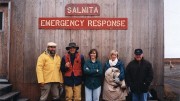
[{"left": 109, "top": 58, "right": 118, "bottom": 66}]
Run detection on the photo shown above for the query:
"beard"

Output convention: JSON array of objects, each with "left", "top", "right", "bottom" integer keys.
[{"left": 49, "top": 50, "right": 56, "bottom": 55}]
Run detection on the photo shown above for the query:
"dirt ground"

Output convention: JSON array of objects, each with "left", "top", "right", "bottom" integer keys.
[{"left": 164, "top": 64, "right": 180, "bottom": 101}]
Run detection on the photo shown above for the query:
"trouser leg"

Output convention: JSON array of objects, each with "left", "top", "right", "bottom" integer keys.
[
  {"left": 40, "top": 83, "right": 51, "bottom": 101},
  {"left": 65, "top": 85, "right": 73, "bottom": 101},
  {"left": 132, "top": 93, "right": 139, "bottom": 101},
  {"left": 73, "top": 84, "right": 82, "bottom": 101},
  {"left": 140, "top": 93, "right": 148, "bottom": 101},
  {"left": 92, "top": 86, "right": 101, "bottom": 101},
  {"left": 85, "top": 86, "right": 92, "bottom": 101},
  {"left": 51, "top": 82, "right": 60, "bottom": 100}
]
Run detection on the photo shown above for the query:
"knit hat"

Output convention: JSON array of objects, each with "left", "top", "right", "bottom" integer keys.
[{"left": 47, "top": 42, "right": 57, "bottom": 47}]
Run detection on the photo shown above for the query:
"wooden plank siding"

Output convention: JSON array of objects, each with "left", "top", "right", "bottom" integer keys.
[
  {"left": 9, "top": 0, "right": 164, "bottom": 100},
  {"left": 0, "top": 3, "right": 9, "bottom": 79}
]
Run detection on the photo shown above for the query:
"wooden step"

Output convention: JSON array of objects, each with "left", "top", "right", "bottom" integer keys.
[
  {"left": 0, "top": 84, "right": 12, "bottom": 91},
  {"left": 0, "top": 79, "right": 8, "bottom": 84},
  {"left": 0, "top": 91, "right": 20, "bottom": 101},
  {"left": 17, "top": 98, "right": 29, "bottom": 101},
  {"left": 0, "top": 84, "right": 12, "bottom": 96}
]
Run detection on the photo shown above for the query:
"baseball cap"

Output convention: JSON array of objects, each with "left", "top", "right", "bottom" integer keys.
[{"left": 134, "top": 49, "right": 143, "bottom": 55}]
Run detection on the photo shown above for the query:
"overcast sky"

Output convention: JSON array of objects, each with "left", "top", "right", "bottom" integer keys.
[{"left": 164, "top": 0, "right": 180, "bottom": 58}]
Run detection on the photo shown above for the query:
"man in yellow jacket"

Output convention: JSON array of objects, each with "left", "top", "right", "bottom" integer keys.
[{"left": 36, "top": 42, "right": 63, "bottom": 101}]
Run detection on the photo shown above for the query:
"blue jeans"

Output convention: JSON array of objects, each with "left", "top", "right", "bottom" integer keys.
[
  {"left": 132, "top": 92, "right": 148, "bottom": 101},
  {"left": 85, "top": 86, "right": 101, "bottom": 101}
]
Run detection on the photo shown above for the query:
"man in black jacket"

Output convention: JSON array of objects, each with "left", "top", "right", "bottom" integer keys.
[{"left": 125, "top": 49, "right": 153, "bottom": 101}]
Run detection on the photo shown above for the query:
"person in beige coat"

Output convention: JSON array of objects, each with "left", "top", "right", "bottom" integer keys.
[
  {"left": 103, "top": 50, "right": 127, "bottom": 101},
  {"left": 36, "top": 42, "right": 63, "bottom": 101}
]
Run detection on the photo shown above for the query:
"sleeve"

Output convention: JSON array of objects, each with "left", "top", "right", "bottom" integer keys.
[
  {"left": 92, "top": 61, "right": 103, "bottom": 76},
  {"left": 118, "top": 61, "right": 125, "bottom": 81},
  {"left": 59, "top": 57, "right": 64, "bottom": 83},
  {"left": 95, "top": 61, "right": 103, "bottom": 76},
  {"left": 125, "top": 63, "right": 131, "bottom": 87},
  {"left": 104, "top": 62, "right": 109, "bottom": 72},
  {"left": 83, "top": 61, "right": 103, "bottom": 76},
  {"left": 83, "top": 61, "right": 97, "bottom": 75},
  {"left": 60, "top": 56, "right": 66, "bottom": 73},
  {"left": 36, "top": 55, "right": 45, "bottom": 83},
  {"left": 145, "top": 62, "right": 153, "bottom": 86},
  {"left": 81, "top": 55, "right": 85, "bottom": 68},
  {"left": 81, "top": 55, "right": 85, "bottom": 81}
]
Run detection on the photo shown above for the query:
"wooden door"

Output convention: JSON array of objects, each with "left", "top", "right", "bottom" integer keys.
[{"left": 0, "top": 3, "right": 9, "bottom": 79}]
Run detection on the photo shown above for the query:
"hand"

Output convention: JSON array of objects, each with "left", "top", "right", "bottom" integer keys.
[
  {"left": 40, "top": 83, "right": 45, "bottom": 87},
  {"left": 114, "top": 77, "right": 120, "bottom": 83},
  {"left": 65, "top": 62, "right": 70, "bottom": 68},
  {"left": 121, "top": 87, "right": 126, "bottom": 91},
  {"left": 127, "top": 87, "right": 131, "bottom": 93},
  {"left": 59, "top": 83, "right": 63, "bottom": 88},
  {"left": 86, "top": 67, "right": 89, "bottom": 70}
]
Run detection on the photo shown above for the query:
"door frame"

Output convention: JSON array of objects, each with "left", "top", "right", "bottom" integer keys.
[{"left": 0, "top": 0, "right": 11, "bottom": 80}]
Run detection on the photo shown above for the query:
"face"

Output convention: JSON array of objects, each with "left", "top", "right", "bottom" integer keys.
[
  {"left": 48, "top": 46, "right": 56, "bottom": 54},
  {"left": 134, "top": 54, "right": 143, "bottom": 61},
  {"left": 111, "top": 54, "right": 117, "bottom": 61},
  {"left": 90, "top": 51, "right": 97, "bottom": 60},
  {"left": 69, "top": 47, "right": 76, "bottom": 54}
]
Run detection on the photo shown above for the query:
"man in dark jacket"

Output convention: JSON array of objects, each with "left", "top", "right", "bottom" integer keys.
[
  {"left": 125, "top": 49, "right": 153, "bottom": 101},
  {"left": 61, "top": 42, "right": 84, "bottom": 101}
]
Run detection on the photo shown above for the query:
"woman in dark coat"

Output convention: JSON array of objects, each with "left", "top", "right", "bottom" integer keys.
[{"left": 83, "top": 49, "right": 103, "bottom": 101}]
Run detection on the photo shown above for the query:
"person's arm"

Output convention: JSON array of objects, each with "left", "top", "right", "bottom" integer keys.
[
  {"left": 98, "top": 62, "right": 103, "bottom": 76},
  {"left": 81, "top": 55, "right": 85, "bottom": 68},
  {"left": 125, "top": 63, "right": 131, "bottom": 87},
  {"left": 36, "top": 55, "right": 45, "bottom": 84},
  {"left": 60, "top": 56, "right": 67, "bottom": 73},
  {"left": 59, "top": 57, "right": 64, "bottom": 84},
  {"left": 83, "top": 61, "right": 97, "bottom": 75},
  {"left": 104, "top": 62, "right": 109, "bottom": 72},
  {"left": 93, "top": 61, "right": 103, "bottom": 76},
  {"left": 145, "top": 62, "right": 153, "bottom": 86},
  {"left": 118, "top": 61, "right": 125, "bottom": 81}
]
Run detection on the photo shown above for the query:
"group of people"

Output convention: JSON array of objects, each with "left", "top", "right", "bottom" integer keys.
[{"left": 36, "top": 42, "right": 153, "bottom": 101}]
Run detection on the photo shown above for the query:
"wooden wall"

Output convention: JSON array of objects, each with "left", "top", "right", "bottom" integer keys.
[
  {"left": 0, "top": 3, "right": 9, "bottom": 79},
  {"left": 9, "top": 0, "right": 164, "bottom": 100}
]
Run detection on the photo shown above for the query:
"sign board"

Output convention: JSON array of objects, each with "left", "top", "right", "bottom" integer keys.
[
  {"left": 65, "top": 4, "right": 100, "bottom": 16},
  {"left": 39, "top": 18, "right": 128, "bottom": 30}
]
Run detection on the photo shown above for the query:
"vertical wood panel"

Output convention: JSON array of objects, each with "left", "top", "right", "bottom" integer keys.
[
  {"left": 107, "top": 0, "right": 117, "bottom": 62},
  {"left": 54, "top": 0, "right": 69, "bottom": 56},
  {"left": 100, "top": 0, "right": 113, "bottom": 63},
  {"left": 90, "top": 0, "right": 103, "bottom": 61},
  {"left": 24, "top": 0, "right": 39, "bottom": 83},
  {"left": 0, "top": 5, "right": 8, "bottom": 78},
  {"left": 117, "top": 0, "right": 128, "bottom": 64},
  {"left": 149, "top": 0, "right": 164, "bottom": 99},
  {"left": 40, "top": 0, "right": 55, "bottom": 52},
  {"left": 10, "top": 0, "right": 26, "bottom": 86},
  {"left": 79, "top": 0, "right": 93, "bottom": 59}
]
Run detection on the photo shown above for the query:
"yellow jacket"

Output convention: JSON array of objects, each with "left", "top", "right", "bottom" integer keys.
[{"left": 36, "top": 52, "right": 63, "bottom": 83}]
